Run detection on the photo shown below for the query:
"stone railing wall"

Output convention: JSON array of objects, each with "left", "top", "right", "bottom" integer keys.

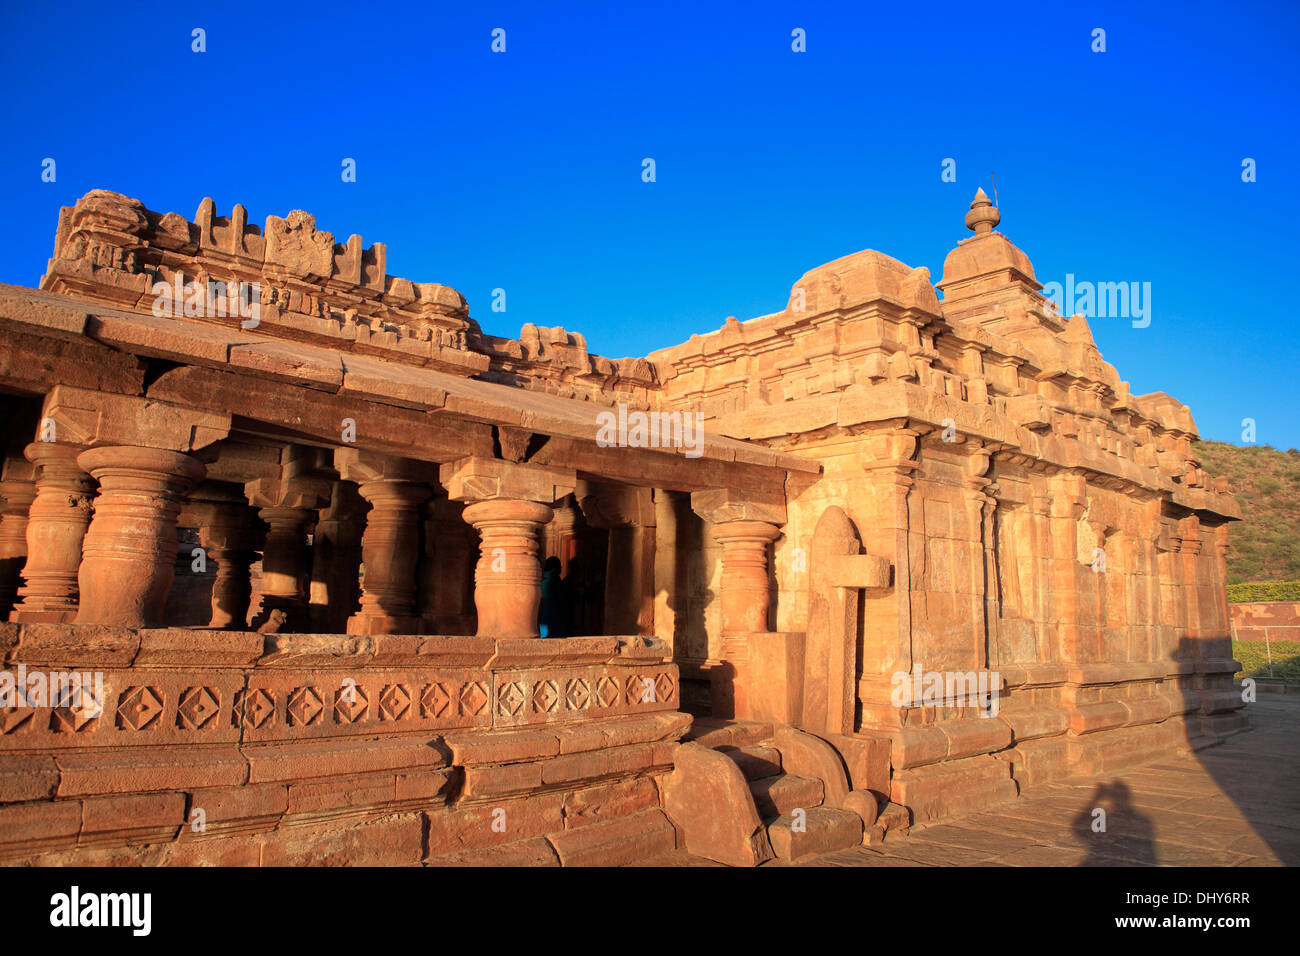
[
  {"left": 1231, "top": 601, "right": 1300, "bottom": 646},
  {"left": 0, "top": 625, "right": 685, "bottom": 865}
]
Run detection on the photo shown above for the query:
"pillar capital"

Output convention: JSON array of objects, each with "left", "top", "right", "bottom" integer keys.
[
  {"left": 710, "top": 519, "right": 783, "bottom": 546},
  {"left": 24, "top": 440, "right": 88, "bottom": 475},
  {"left": 441, "top": 456, "right": 575, "bottom": 506},
  {"left": 462, "top": 498, "right": 554, "bottom": 528},
  {"left": 76, "top": 446, "right": 206, "bottom": 490},
  {"left": 858, "top": 427, "right": 922, "bottom": 476}
]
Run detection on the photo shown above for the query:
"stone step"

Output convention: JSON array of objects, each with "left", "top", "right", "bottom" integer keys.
[
  {"left": 750, "top": 773, "right": 823, "bottom": 818},
  {"left": 718, "top": 745, "right": 782, "bottom": 781},
  {"left": 546, "top": 808, "right": 678, "bottom": 866},
  {"left": 766, "top": 806, "right": 864, "bottom": 862},
  {"left": 683, "top": 718, "right": 775, "bottom": 751}
]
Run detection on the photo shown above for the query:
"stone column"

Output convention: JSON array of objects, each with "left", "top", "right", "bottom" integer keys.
[
  {"left": 441, "top": 457, "right": 575, "bottom": 639},
  {"left": 349, "top": 481, "right": 430, "bottom": 635},
  {"left": 462, "top": 499, "right": 554, "bottom": 638},
  {"left": 711, "top": 520, "right": 782, "bottom": 636},
  {"left": 184, "top": 486, "right": 263, "bottom": 629},
  {"left": 1046, "top": 473, "right": 1089, "bottom": 663},
  {"left": 962, "top": 444, "right": 998, "bottom": 670},
  {"left": 245, "top": 475, "right": 330, "bottom": 632},
  {"left": 419, "top": 495, "right": 476, "bottom": 635},
  {"left": 690, "top": 488, "right": 785, "bottom": 719},
  {"left": 652, "top": 489, "right": 682, "bottom": 648},
  {"left": 10, "top": 443, "right": 95, "bottom": 623},
  {"left": 308, "top": 481, "right": 366, "bottom": 634},
  {"left": 74, "top": 446, "right": 206, "bottom": 627},
  {"left": 0, "top": 460, "right": 39, "bottom": 619},
  {"left": 854, "top": 427, "right": 921, "bottom": 728},
  {"left": 577, "top": 481, "right": 656, "bottom": 636},
  {"left": 1178, "top": 516, "right": 1204, "bottom": 642},
  {"left": 338, "top": 450, "right": 436, "bottom": 636},
  {"left": 544, "top": 496, "right": 578, "bottom": 570}
]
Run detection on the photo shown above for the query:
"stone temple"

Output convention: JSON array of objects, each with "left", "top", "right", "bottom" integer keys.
[{"left": 0, "top": 188, "right": 1244, "bottom": 865}]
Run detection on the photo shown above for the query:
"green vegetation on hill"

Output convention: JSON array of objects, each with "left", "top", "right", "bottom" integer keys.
[
  {"left": 1196, "top": 441, "right": 1300, "bottom": 584},
  {"left": 1226, "top": 581, "right": 1300, "bottom": 603}
]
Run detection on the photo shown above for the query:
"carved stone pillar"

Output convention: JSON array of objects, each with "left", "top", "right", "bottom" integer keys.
[
  {"left": 962, "top": 443, "right": 998, "bottom": 670},
  {"left": 350, "top": 481, "right": 430, "bottom": 635},
  {"left": 1046, "top": 473, "right": 1089, "bottom": 663},
  {"left": 1176, "top": 515, "right": 1204, "bottom": 646},
  {"left": 577, "top": 481, "right": 656, "bottom": 636},
  {"left": 711, "top": 520, "right": 783, "bottom": 635},
  {"left": 419, "top": 495, "right": 476, "bottom": 635},
  {"left": 338, "top": 450, "right": 436, "bottom": 636},
  {"left": 462, "top": 499, "right": 554, "bottom": 639},
  {"left": 442, "top": 457, "right": 575, "bottom": 639},
  {"left": 690, "top": 488, "right": 785, "bottom": 719},
  {"left": 245, "top": 474, "right": 329, "bottom": 633},
  {"left": 74, "top": 446, "right": 206, "bottom": 627},
  {"left": 184, "top": 485, "right": 263, "bottom": 630},
  {"left": 0, "top": 461, "right": 39, "bottom": 619},
  {"left": 10, "top": 443, "right": 95, "bottom": 623},
  {"left": 653, "top": 489, "right": 683, "bottom": 649},
  {"left": 692, "top": 487, "right": 785, "bottom": 636},
  {"left": 308, "top": 481, "right": 366, "bottom": 634},
  {"left": 544, "top": 496, "right": 579, "bottom": 572}
]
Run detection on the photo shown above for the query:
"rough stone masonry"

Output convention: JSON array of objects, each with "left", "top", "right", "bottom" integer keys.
[{"left": 0, "top": 188, "right": 1244, "bottom": 865}]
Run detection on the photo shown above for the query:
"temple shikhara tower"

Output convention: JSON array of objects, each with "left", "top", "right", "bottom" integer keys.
[{"left": 0, "top": 188, "right": 1244, "bottom": 866}]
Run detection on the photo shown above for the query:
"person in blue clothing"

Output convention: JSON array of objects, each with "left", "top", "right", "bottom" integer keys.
[{"left": 539, "top": 556, "right": 568, "bottom": 638}]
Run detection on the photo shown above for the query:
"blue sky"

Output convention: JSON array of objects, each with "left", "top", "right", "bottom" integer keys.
[{"left": 2, "top": 0, "right": 1297, "bottom": 449}]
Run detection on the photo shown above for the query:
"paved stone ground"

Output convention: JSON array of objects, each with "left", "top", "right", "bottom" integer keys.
[
  {"left": 804, "top": 697, "right": 1300, "bottom": 867},
  {"left": 645, "top": 697, "right": 1300, "bottom": 867}
]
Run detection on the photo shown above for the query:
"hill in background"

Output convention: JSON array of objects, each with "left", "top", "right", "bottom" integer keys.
[{"left": 1197, "top": 441, "right": 1300, "bottom": 584}]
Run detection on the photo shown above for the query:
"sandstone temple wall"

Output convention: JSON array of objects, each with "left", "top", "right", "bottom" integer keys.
[{"left": 0, "top": 187, "right": 1248, "bottom": 861}]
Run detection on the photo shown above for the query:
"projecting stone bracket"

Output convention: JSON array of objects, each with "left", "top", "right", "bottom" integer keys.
[
  {"left": 689, "top": 487, "right": 786, "bottom": 527},
  {"left": 441, "top": 456, "right": 575, "bottom": 507},
  {"left": 821, "top": 553, "right": 892, "bottom": 590},
  {"left": 41, "top": 385, "right": 230, "bottom": 453}
]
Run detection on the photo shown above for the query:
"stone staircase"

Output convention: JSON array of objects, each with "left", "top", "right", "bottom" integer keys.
[{"left": 662, "top": 718, "right": 884, "bottom": 865}]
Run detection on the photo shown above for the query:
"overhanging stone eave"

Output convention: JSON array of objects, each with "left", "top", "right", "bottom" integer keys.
[
  {"left": 0, "top": 282, "right": 812, "bottom": 487},
  {"left": 701, "top": 382, "right": 1235, "bottom": 510}
]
